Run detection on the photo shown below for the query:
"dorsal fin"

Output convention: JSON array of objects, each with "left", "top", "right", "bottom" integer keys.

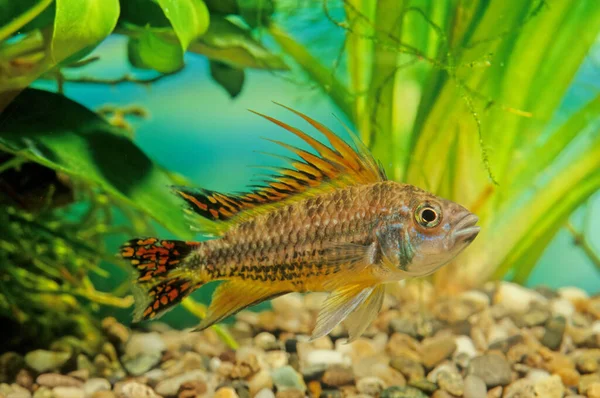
[{"left": 174, "top": 104, "right": 386, "bottom": 222}]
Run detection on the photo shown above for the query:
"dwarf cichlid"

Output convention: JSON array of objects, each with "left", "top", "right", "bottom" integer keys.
[{"left": 120, "top": 104, "right": 480, "bottom": 341}]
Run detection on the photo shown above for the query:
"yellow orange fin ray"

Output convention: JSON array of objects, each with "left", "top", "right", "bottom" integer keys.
[
  {"left": 343, "top": 284, "right": 385, "bottom": 342},
  {"left": 172, "top": 105, "right": 385, "bottom": 227},
  {"left": 194, "top": 281, "right": 290, "bottom": 331},
  {"left": 310, "top": 284, "right": 374, "bottom": 341}
]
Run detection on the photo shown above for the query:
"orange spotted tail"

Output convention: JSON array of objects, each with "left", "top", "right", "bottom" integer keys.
[{"left": 119, "top": 238, "right": 203, "bottom": 321}]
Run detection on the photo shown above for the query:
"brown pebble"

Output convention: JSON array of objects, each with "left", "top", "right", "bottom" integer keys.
[
  {"left": 178, "top": 380, "right": 207, "bottom": 398},
  {"left": 15, "top": 369, "right": 33, "bottom": 390},
  {"left": 554, "top": 367, "right": 580, "bottom": 387},
  {"left": 322, "top": 366, "right": 354, "bottom": 387},
  {"left": 486, "top": 386, "right": 502, "bottom": 398},
  {"left": 421, "top": 336, "right": 457, "bottom": 368},
  {"left": 307, "top": 380, "right": 322, "bottom": 397},
  {"left": 68, "top": 369, "right": 90, "bottom": 381},
  {"left": 37, "top": 373, "right": 83, "bottom": 388},
  {"left": 275, "top": 389, "right": 305, "bottom": 398},
  {"left": 91, "top": 392, "right": 116, "bottom": 398},
  {"left": 588, "top": 383, "right": 600, "bottom": 398},
  {"left": 214, "top": 386, "right": 239, "bottom": 398},
  {"left": 580, "top": 374, "right": 600, "bottom": 395}
]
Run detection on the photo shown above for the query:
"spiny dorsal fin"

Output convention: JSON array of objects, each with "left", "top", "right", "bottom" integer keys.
[{"left": 174, "top": 104, "right": 386, "bottom": 223}]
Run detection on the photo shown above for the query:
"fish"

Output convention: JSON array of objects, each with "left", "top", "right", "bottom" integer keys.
[{"left": 119, "top": 104, "right": 480, "bottom": 341}]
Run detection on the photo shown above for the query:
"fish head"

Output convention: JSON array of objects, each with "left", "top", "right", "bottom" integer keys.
[{"left": 377, "top": 188, "right": 480, "bottom": 278}]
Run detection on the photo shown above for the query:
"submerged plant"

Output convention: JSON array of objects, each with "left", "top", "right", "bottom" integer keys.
[{"left": 271, "top": 0, "right": 600, "bottom": 291}]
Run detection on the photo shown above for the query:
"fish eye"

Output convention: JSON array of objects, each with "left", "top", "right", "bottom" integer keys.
[{"left": 415, "top": 204, "right": 441, "bottom": 228}]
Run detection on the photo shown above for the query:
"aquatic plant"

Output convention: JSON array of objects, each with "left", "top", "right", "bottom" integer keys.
[
  {"left": 1, "top": 0, "right": 599, "bottom": 348},
  {"left": 0, "top": 0, "right": 280, "bottom": 348},
  {"left": 270, "top": 0, "right": 600, "bottom": 291}
]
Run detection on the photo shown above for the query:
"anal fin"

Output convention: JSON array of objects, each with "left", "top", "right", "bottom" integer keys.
[
  {"left": 311, "top": 284, "right": 374, "bottom": 341},
  {"left": 195, "top": 281, "right": 290, "bottom": 331},
  {"left": 343, "top": 284, "right": 385, "bottom": 342}
]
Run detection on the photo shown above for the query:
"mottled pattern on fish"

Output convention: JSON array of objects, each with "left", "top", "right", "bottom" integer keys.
[
  {"left": 188, "top": 182, "right": 414, "bottom": 289},
  {"left": 119, "top": 105, "right": 480, "bottom": 341}
]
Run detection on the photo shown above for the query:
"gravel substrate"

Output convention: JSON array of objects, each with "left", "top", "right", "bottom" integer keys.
[{"left": 1, "top": 281, "right": 600, "bottom": 398}]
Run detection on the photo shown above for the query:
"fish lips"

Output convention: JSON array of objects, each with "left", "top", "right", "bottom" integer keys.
[{"left": 453, "top": 213, "right": 480, "bottom": 244}]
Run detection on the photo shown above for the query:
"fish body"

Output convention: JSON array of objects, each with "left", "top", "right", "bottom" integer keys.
[{"left": 120, "top": 105, "right": 480, "bottom": 341}]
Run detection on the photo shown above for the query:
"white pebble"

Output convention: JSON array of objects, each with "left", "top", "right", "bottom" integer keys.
[
  {"left": 305, "top": 350, "right": 349, "bottom": 367},
  {"left": 454, "top": 336, "right": 477, "bottom": 359},
  {"left": 254, "top": 388, "right": 276, "bottom": 398},
  {"left": 551, "top": 298, "right": 575, "bottom": 319},
  {"left": 558, "top": 287, "right": 589, "bottom": 303},
  {"left": 52, "top": 386, "right": 84, "bottom": 398},
  {"left": 527, "top": 369, "right": 550, "bottom": 383},
  {"left": 495, "top": 282, "right": 547, "bottom": 313},
  {"left": 460, "top": 290, "right": 490, "bottom": 309},
  {"left": 83, "top": 378, "right": 111, "bottom": 396},
  {"left": 592, "top": 321, "right": 600, "bottom": 335}
]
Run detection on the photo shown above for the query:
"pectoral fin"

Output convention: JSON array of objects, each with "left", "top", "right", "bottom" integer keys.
[
  {"left": 311, "top": 284, "right": 374, "bottom": 341},
  {"left": 343, "top": 284, "right": 385, "bottom": 342},
  {"left": 195, "top": 281, "right": 290, "bottom": 331}
]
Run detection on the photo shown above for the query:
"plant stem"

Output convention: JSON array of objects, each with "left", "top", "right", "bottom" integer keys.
[{"left": 566, "top": 222, "right": 600, "bottom": 272}]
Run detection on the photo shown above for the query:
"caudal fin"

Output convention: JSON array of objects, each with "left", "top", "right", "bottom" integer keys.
[{"left": 119, "top": 238, "right": 203, "bottom": 321}]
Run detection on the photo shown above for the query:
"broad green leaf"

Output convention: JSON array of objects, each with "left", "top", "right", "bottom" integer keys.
[
  {"left": 127, "top": 28, "right": 184, "bottom": 73},
  {"left": 209, "top": 60, "right": 245, "bottom": 98},
  {"left": 51, "top": 0, "right": 120, "bottom": 64},
  {"left": 190, "top": 17, "right": 288, "bottom": 70},
  {"left": 0, "top": 89, "right": 193, "bottom": 238},
  {"left": 203, "top": 0, "right": 238, "bottom": 14},
  {"left": 156, "top": 0, "right": 210, "bottom": 51}
]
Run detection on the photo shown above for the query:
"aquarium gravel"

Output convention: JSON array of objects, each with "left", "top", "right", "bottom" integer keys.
[{"left": 1, "top": 281, "right": 599, "bottom": 398}]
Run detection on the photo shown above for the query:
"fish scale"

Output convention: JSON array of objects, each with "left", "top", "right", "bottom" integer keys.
[{"left": 119, "top": 105, "right": 479, "bottom": 341}]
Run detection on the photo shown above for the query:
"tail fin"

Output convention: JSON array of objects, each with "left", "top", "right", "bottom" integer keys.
[{"left": 119, "top": 238, "right": 203, "bottom": 321}]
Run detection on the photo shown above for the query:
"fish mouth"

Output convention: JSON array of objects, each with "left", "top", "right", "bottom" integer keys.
[{"left": 453, "top": 213, "right": 480, "bottom": 243}]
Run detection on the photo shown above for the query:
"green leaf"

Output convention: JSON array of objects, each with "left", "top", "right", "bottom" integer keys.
[
  {"left": 51, "top": 0, "right": 120, "bottom": 64},
  {"left": 0, "top": 88, "right": 193, "bottom": 238},
  {"left": 237, "top": 0, "right": 275, "bottom": 28},
  {"left": 127, "top": 28, "right": 184, "bottom": 73},
  {"left": 0, "top": 0, "right": 54, "bottom": 41},
  {"left": 156, "top": 0, "right": 210, "bottom": 51},
  {"left": 189, "top": 16, "right": 288, "bottom": 70},
  {"left": 209, "top": 60, "right": 245, "bottom": 98}
]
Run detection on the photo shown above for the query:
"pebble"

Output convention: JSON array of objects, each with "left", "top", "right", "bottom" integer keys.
[
  {"left": 541, "top": 316, "right": 566, "bottom": 350},
  {"left": 214, "top": 386, "right": 240, "bottom": 398},
  {"left": 468, "top": 354, "right": 512, "bottom": 387},
  {"left": 118, "top": 382, "right": 160, "bottom": 398},
  {"left": 463, "top": 375, "right": 486, "bottom": 398},
  {"left": 557, "top": 286, "right": 589, "bottom": 303},
  {"left": 453, "top": 336, "right": 477, "bottom": 359},
  {"left": 421, "top": 336, "right": 456, "bottom": 368},
  {"left": 551, "top": 298, "right": 575, "bottom": 320},
  {"left": 389, "top": 357, "right": 424, "bottom": 381},
  {"left": 248, "top": 370, "right": 273, "bottom": 396},
  {"left": 588, "top": 383, "right": 600, "bottom": 398},
  {"left": 437, "top": 369, "right": 464, "bottom": 396},
  {"left": 494, "top": 282, "right": 547, "bottom": 313},
  {"left": 51, "top": 387, "right": 84, "bottom": 398},
  {"left": 321, "top": 366, "right": 354, "bottom": 387},
  {"left": 154, "top": 370, "right": 206, "bottom": 397},
  {"left": 533, "top": 374, "right": 564, "bottom": 398},
  {"left": 356, "top": 376, "right": 385, "bottom": 395},
  {"left": 271, "top": 366, "right": 306, "bottom": 392},
  {"left": 24, "top": 351, "right": 71, "bottom": 373},
  {"left": 15, "top": 370, "right": 33, "bottom": 390},
  {"left": 380, "top": 386, "right": 428, "bottom": 398},
  {"left": 580, "top": 374, "right": 600, "bottom": 395},
  {"left": 36, "top": 374, "right": 83, "bottom": 388},
  {"left": 305, "top": 350, "right": 347, "bottom": 368},
  {"left": 503, "top": 379, "right": 535, "bottom": 398},
  {"left": 91, "top": 392, "right": 116, "bottom": 398},
  {"left": 83, "top": 378, "right": 111, "bottom": 396},
  {"left": 254, "top": 388, "right": 276, "bottom": 398}
]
